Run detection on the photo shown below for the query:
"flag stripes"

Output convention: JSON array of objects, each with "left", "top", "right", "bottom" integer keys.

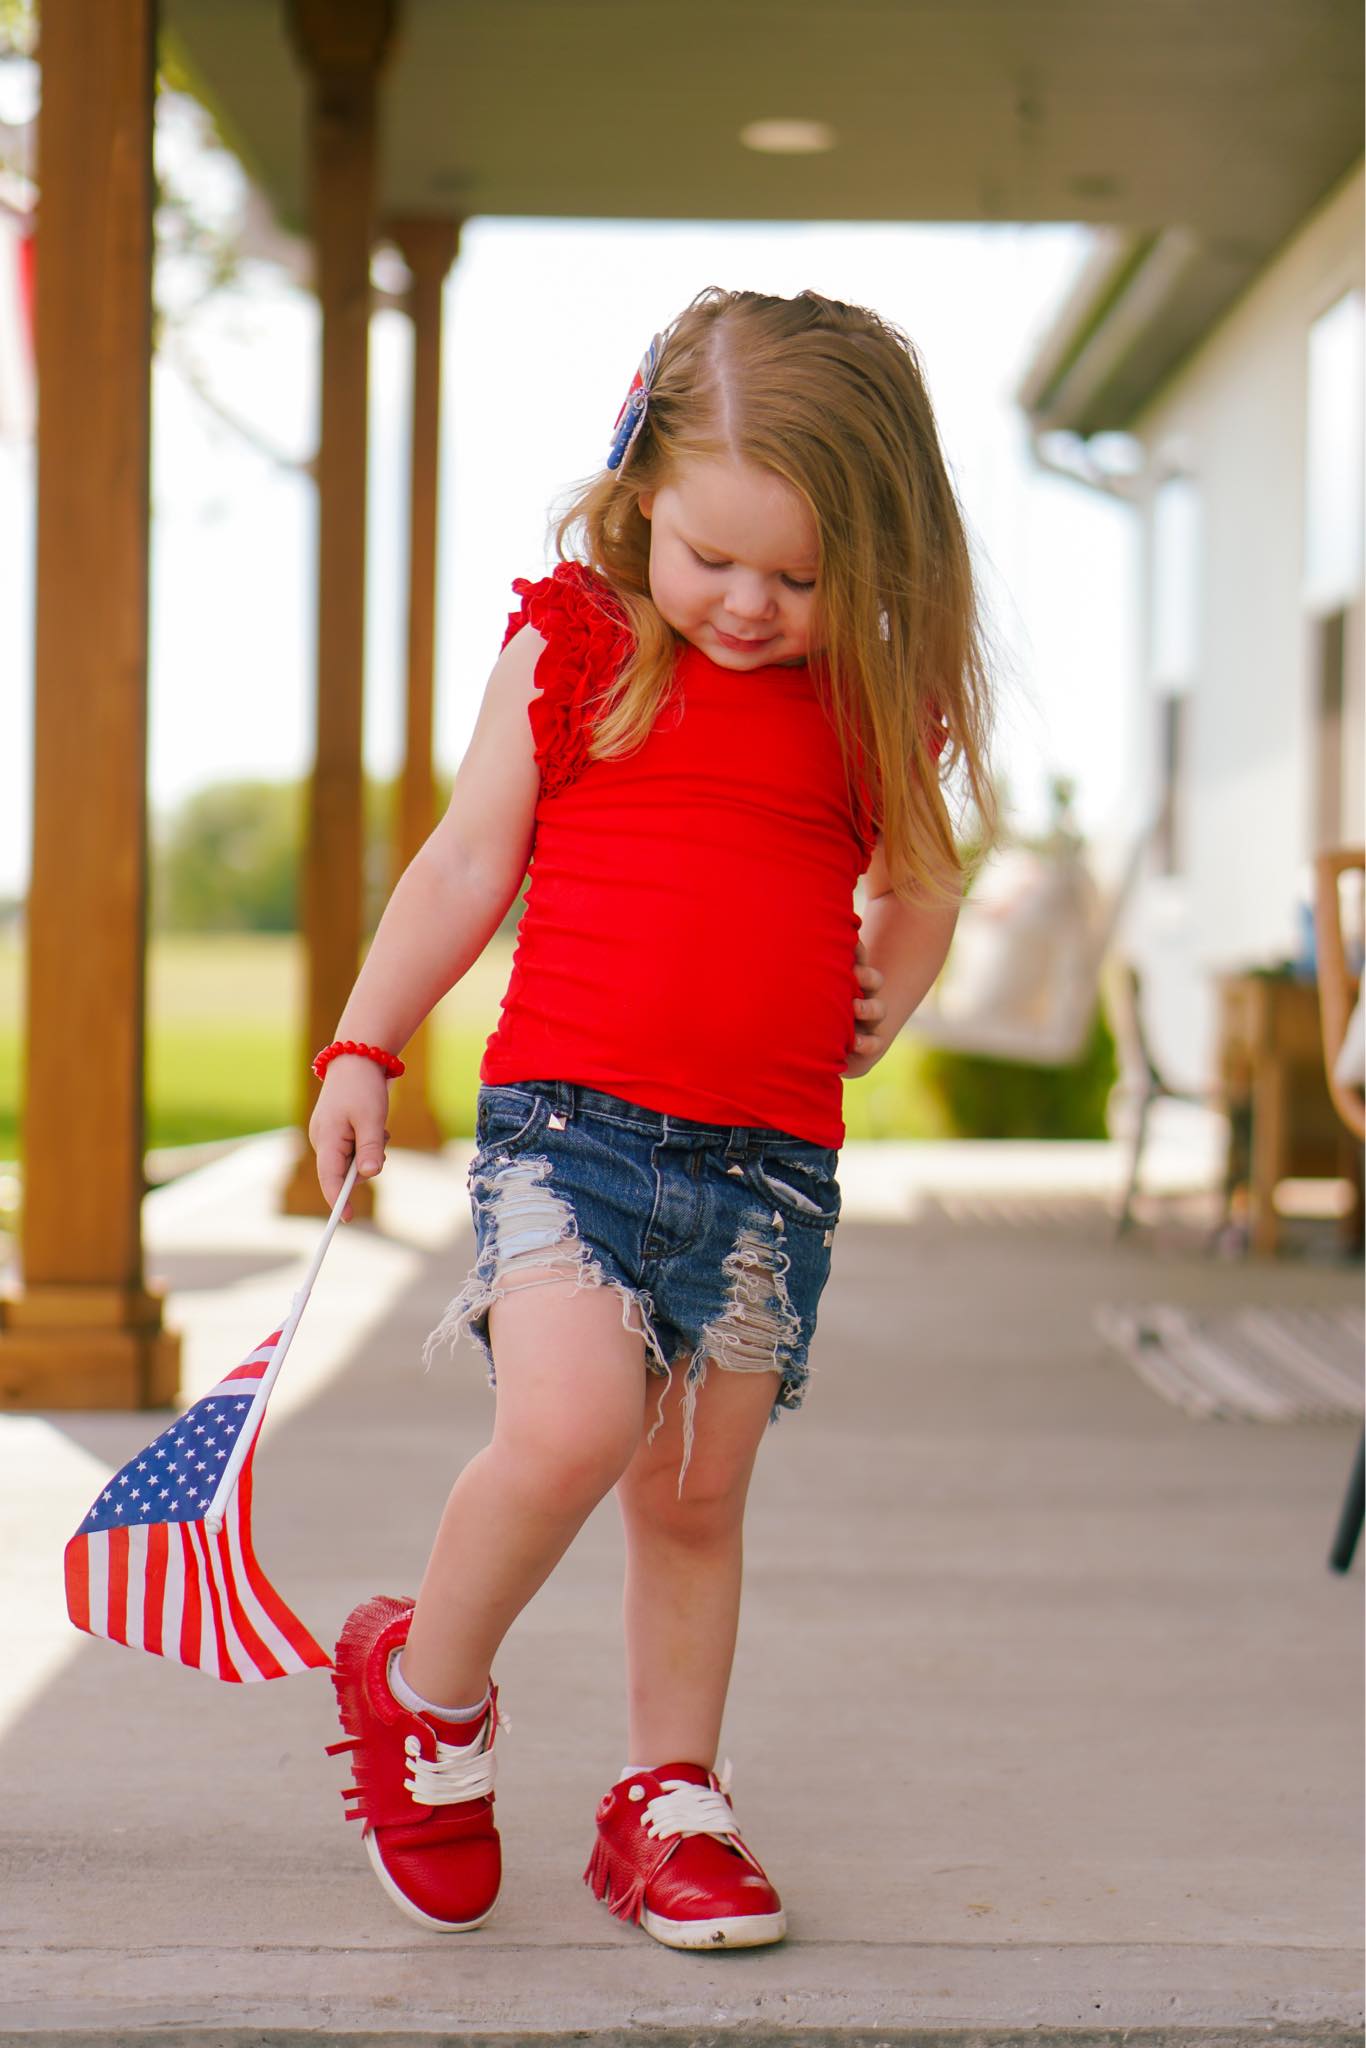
[{"left": 64, "top": 1330, "right": 330, "bottom": 1683}]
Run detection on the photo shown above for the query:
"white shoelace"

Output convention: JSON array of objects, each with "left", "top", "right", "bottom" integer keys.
[
  {"left": 639, "top": 1763, "right": 739, "bottom": 1843},
  {"left": 403, "top": 1706, "right": 509, "bottom": 1807}
]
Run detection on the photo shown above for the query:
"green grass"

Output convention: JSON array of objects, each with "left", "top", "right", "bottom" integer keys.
[{"left": 0, "top": 931, "right": 944, "bottom": 1162}]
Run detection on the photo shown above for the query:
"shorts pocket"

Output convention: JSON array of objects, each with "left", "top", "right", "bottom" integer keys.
[
  {"left": 475, "top": 1085, "right": 549, "bottom": 1155},
  {"left": 746, "top": 1148, "right": 842, "bottom": 1229}
]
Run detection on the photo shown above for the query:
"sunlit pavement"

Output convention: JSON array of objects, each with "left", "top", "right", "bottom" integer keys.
[{"left": 2, "top": 1119, "right": 1361, "bottom": 2043}]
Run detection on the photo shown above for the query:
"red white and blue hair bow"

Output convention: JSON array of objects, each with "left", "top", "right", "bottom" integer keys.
[{"left": 606, "top": 333, "right": 662, "bottom": 472}]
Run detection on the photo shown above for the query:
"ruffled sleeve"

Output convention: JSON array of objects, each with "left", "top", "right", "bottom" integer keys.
[{"left": 501, "top": 562, "right": 633, "bottom": 798}]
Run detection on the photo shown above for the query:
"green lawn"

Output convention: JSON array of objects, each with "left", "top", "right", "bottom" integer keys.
[{"left": 0, "top": 932, "right": 945, "bottom": 1163}]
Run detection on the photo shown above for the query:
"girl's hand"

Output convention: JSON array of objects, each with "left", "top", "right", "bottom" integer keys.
[
  {"left": 845, "top": 941, "right": 887, "bottom": 1079},
  {"left": 307, "top": 1059, "right": 391, "bottom": 1222}
]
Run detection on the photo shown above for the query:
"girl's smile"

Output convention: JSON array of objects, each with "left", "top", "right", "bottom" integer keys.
[
  {"left": 638, "top": 457, "right": 820, "bottom": 670},
  {"left": 711, "top": 625, "right": 778, "bottom": 654}
]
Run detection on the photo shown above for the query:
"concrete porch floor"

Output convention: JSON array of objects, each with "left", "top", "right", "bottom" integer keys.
[{"left": 1, "top": 1121, "right": 1361, "bottom": 2044}]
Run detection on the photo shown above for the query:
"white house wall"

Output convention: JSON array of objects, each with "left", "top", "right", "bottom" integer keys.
[{"left": 1127, "top": 159, "right": 1364, "bottom": 1090}]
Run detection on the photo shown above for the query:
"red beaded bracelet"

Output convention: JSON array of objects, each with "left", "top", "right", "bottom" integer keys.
[{"left": 312, "top": 1040, "right": 406, "bottom": 1082}]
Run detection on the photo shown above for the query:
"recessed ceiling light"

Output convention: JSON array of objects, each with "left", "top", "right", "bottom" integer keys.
[
  {"left": 370, "top": 245, "right": 412, "bottom": 295},
  {"left": 740, "top": 118, "right": 836, "bottom": 155}
]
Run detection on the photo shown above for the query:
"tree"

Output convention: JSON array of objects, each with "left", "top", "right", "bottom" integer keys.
[
  {"left": 152, "top": 780, "right": 301, "bottom": 933},
  {"left": 150, "top": 771, "right": 488, "bottom": 937}
]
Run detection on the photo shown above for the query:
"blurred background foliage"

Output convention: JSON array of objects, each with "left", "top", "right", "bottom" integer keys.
[
  {"left": 918, "top": 1013, "right": 1117, "bottom": 1141},
  {"left": 152, "top": 780, "right": 305, "bottom": 934}
]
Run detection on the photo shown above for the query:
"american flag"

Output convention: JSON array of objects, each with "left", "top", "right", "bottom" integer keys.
[{"left": 64, "top": 1327, "right": 331, "bottom": 1682}]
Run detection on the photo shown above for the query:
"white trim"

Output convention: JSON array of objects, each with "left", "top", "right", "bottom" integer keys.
[{"left": 639, "top": 1904, "right": 787, "bottom": 1950}]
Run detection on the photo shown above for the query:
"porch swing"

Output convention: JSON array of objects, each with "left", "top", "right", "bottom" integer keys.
[{"left": 898, "top": 801, "right": 1153, "bottom": 1069}]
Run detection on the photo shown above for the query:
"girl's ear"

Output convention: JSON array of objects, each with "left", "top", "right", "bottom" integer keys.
[{"left": 637, "top": 488, "right": 655, "bottom": 519}]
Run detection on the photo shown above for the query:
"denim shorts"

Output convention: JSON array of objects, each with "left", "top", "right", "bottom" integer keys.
[{"left": 421, "top": 1079, "right": 842, "bottom": 1491}]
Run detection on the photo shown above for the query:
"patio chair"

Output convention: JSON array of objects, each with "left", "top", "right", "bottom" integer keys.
[
  {"left": 1314, "top": 847, "right": 1364, "bottom": 1576},
  {"left": 1103, "top": 956, "right": 1247, "bottom": 1241}
]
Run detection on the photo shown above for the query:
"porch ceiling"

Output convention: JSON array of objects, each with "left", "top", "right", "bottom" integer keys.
[{"left": 164, "top": 0, "right": 1363, "bottom": 426}]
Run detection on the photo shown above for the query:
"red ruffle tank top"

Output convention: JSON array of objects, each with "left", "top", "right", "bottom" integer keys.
[{"left": 480, "top": 562, "right": 895, "bottom": 1146}]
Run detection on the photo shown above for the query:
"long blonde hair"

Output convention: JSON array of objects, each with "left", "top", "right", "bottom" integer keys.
[{"left": 554, "top": 287, "right": 998, "bottom": 907}]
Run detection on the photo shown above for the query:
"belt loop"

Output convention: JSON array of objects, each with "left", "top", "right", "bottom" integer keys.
[
  {"left": 724, "top": 1125, "right": 750, "bottom": 1161},
  {"left": 549, "top": 1080, "right": 575, "bottom": 1122}
]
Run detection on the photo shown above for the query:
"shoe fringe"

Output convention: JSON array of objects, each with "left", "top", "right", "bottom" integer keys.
[
  {"left": 326, "top": 1593, "right": 414, "bottom": 1830},
  {"left": 583, "top": 1831, "right": 648, "bottom": 1924}
]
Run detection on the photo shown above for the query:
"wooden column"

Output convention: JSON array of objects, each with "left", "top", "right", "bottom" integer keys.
[
  {"left": 0, "top": 0, "right": 179, "bottom": 1409},
  {"left": 384, "top": 216, "right": 462, "bottom": 1152},
  {"left": 281, "top": 0, "right": 398, "bottom": 1217}
]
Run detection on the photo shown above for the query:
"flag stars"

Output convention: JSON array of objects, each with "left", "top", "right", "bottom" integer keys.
[
  {"left": 215, "top": 1448, "right": 227, "bottom": 1459},
  {"left": 159, "top": 1489, "right": 170, "bottom": 1500},
  {"left": 194, "top": 1425, "right": 206, "bottom": 1436},
  {"left": 117, "top": 1475, "right": 129, "bottom": 1487},
  {"left": 137, "top": 1461, "right": 148, "bottom": 1472},
  {"left": 102, "top": 1490, "right": 113, "bottom": 1502}
]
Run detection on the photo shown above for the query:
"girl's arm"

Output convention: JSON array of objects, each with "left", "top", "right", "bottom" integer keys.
[
  {"left": 845, "top": 840, "right": 961, "bottom": 1079},
  {"left": 309, "top": 627, "right": 545, "bottom": 1212}
]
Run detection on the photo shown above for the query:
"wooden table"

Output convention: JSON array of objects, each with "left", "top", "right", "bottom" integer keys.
[{"left": 1216, "top": 972, "right": 1364, "bottom": 1255}]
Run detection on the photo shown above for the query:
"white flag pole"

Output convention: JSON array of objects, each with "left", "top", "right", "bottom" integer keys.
[{"left": 204, "top": 1158, "right": 360, "bottom": 1534}]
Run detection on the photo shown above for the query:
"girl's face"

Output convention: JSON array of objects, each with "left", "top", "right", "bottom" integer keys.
[{"left": 638, "top": 457, "right": 820, "bottom": 670}]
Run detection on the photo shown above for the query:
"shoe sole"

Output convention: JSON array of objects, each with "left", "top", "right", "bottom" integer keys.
[
  {"left": 364, "top": 1830, "right": 498, "bottom": 1933},
  {"left": 639, "top": 1905, "right": 787, "bottom": 1949}
]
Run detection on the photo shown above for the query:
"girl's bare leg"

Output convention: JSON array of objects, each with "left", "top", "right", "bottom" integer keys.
[
  {"left": 615, "top": 1362, "right": 780, "bottom": 1768},
  {"left": 400, "top": 1275, "right": 650, "bottom": 1706}
]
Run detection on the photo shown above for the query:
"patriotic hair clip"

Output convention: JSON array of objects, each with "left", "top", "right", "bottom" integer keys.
[{"left": 606, "top": 332, "right": 662, "bottom": 472}]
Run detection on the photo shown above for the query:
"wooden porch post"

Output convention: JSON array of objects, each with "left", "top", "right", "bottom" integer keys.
[
  {"left": 384, "top": 216, "right": 462, "bottom": 1153},
  {"left": 0, "top": 0, "right": 179, "bottom": 1408},
  {"left": 281, "top": 0, "right": 398, "bottom": 1217}
]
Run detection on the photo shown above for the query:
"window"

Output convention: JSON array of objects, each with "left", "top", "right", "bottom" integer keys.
[
  {"left": 1149, "top": 472, "right": 1200, "bottom": 875},
  {"left": 1313, "top": 608, "right": 1347, "bottom": 848},
  {"left": 1304, "top": 288, "right": 1365, "bottom": 615},
  {"left": 1305, "top": 291, "right": 1364, "bottom": 847},
  {"left": 1150, "top": 473, "right": 1201, "bottom": 692},
  {"left": 1156, "top": 693, "right": 1186, "bottom": 876}
]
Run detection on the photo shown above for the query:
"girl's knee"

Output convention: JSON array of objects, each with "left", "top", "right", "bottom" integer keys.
[
  {"left": 622, "top": 1352, "right": 777, "bottom": 1529},
  {"left": 491, "top": 1409, "right": 639, "bottom": 1516},
  {"left": 618, "top": 1450, "right": 750, "bottom": 1547}
]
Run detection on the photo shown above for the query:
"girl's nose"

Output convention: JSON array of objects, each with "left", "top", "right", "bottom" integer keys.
[{"left": 723, "top": 571, "right": 776, "bottom": 622}]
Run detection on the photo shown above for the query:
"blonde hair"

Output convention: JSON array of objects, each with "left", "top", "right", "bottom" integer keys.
[{"left": 554, "top": 287, "right": 998, "bottom": 907}]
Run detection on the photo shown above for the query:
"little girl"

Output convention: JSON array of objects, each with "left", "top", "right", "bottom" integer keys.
[{"left": 310, "top": 287, "right": 995, "bottom": 1949}]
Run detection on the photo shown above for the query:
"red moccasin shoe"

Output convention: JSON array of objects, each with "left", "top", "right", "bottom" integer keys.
[
  {"left": 584, "top": 1760, "right": 786, "bottom": 1949},
  {"left": 326, "top": 1593, "right": 505, "bottom": 1932}
]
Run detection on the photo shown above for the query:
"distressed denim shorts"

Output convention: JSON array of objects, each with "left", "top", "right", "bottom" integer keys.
[{"left": 422, "top": 1079, "right": 842, "bottom": 1490}]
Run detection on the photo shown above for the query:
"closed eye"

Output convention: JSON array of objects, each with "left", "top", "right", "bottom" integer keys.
[{"left": 687, "top": 545, "right": 815, "bottom": 593}]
